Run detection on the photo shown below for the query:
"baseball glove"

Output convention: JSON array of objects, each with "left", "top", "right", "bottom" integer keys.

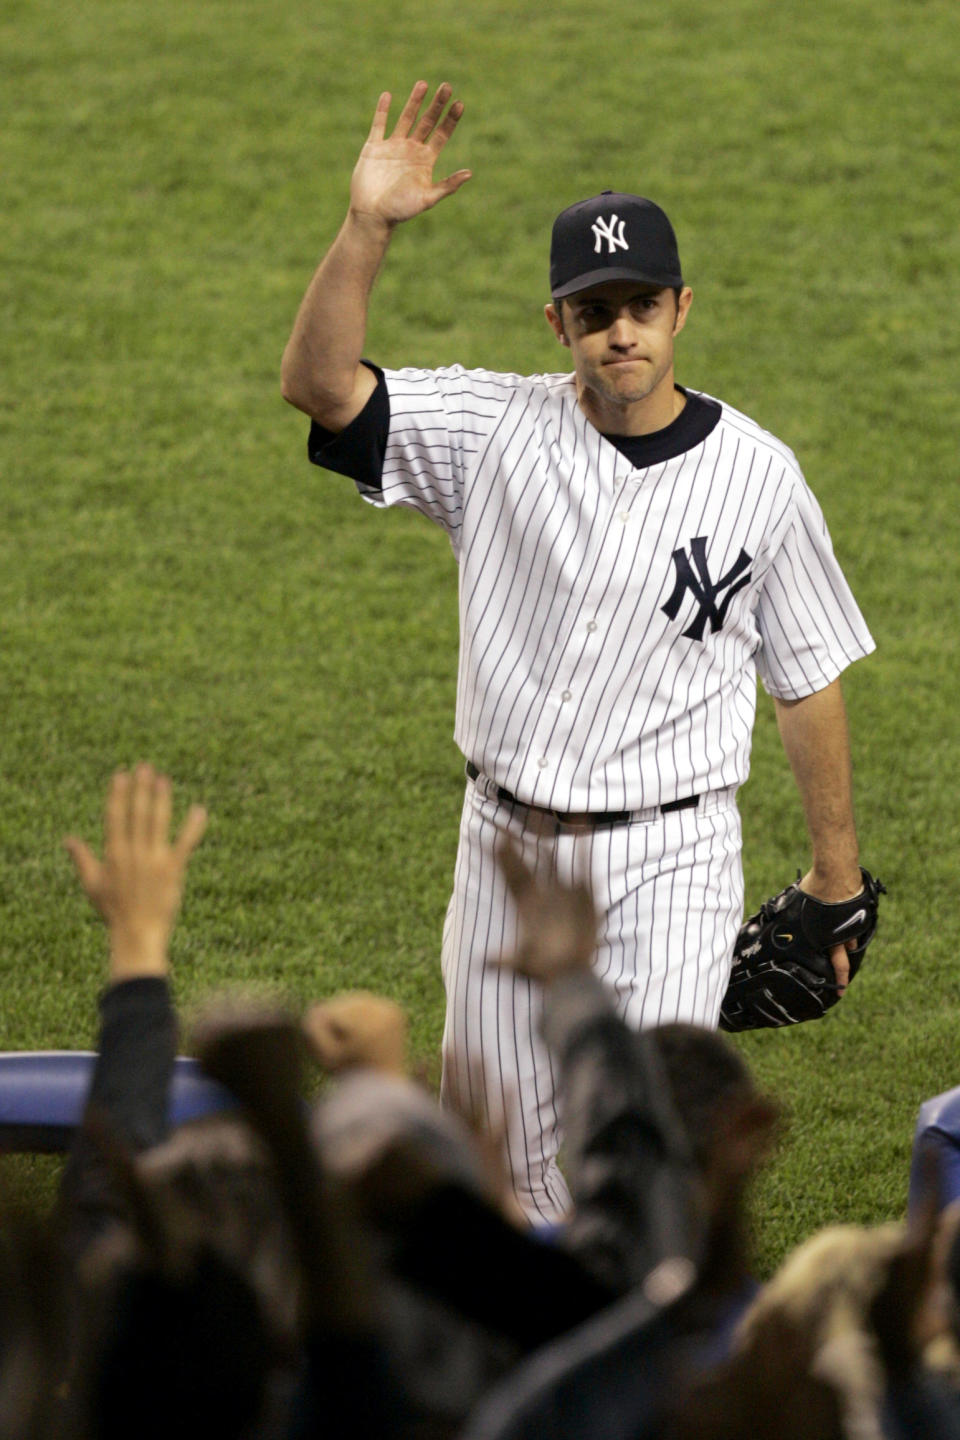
[{"left": 719, "top": 868, "right": 885, "bottom": 1032}]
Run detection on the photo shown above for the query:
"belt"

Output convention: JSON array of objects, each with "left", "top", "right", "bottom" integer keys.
[{"left": 464, "top": 761, "right": 699, "bottom": 827}]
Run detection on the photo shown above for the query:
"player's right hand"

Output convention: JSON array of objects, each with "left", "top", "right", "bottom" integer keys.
[{"left": 349, "top": 81, "right": 472, "bottom": 228}]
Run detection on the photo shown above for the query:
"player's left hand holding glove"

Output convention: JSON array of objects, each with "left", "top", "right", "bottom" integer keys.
[{"left": 719, "top": 867, "right": 885, "bottom": 1032}]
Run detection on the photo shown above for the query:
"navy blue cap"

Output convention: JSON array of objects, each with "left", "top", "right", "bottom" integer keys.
[{"left": 550, "top": 191, "right": 683, "bottom": 298}]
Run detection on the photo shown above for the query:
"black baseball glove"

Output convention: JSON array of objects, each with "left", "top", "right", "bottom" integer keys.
[{"left": 719, "top": 868, "right": 885, "bottom": 1032}]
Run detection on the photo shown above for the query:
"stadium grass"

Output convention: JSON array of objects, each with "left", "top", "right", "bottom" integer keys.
[{"left": 2, "top": 0, "right": 958, "bottom": 1271}]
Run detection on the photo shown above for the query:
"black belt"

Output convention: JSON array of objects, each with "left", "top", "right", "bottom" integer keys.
[{"left": 465, "top": 761, "right": 699, "bottom": 826}]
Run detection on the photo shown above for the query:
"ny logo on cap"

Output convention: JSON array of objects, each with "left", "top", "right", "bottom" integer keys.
[{"left": 592, "top": 213, "right": 628, "bottom": 255}]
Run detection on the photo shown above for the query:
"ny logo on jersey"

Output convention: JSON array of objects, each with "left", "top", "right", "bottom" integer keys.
[
  {"left": 661, "top": 536, "right": 754, "bottom": 641},
  {"left": 591, "top": 213, "right": 628, "bottom": 255}
]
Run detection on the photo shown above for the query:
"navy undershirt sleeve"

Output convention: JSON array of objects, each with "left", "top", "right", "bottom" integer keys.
[
  {"left": 307, "top": 363, "right": 390, "bottom": 492},
  {"left": 306, "top": 373, "right": 720, "bottom": 490}
]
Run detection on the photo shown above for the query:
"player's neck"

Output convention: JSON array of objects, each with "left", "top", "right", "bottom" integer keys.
[{"left": 579, "top": 373, "right": 686, "bottom": 438}]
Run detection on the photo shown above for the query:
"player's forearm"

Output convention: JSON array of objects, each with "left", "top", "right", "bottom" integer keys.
[
  {"left": 773, "top": 678, "right": 862, "bottom": 897},
  {"left": 280, "top": 209, "right": 392, "bottom": 427}
]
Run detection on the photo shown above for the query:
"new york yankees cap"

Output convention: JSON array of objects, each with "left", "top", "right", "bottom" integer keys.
[{"left": 550, "top": 191, "right": 683, "bottom": 299}]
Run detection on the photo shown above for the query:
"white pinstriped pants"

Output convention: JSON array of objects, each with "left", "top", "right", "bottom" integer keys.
[{"left": 439, "top": 773, "right": 744, "bottom": 1225}]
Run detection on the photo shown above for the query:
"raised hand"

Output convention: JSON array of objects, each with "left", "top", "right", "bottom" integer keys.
[
  {"left": 302, "top": 991, "right": 408, "bottom": 1077},
  {"left": 349, "top": 80, "right": 471, "bottom": 227},
  {"left": 65, "top": 763, "right": 207, "bottom": 980},
  {"left": 497, "top": 838, "right": 599, "bottom": 983}
]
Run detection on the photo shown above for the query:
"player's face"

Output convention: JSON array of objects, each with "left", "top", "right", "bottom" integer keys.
[{"left": 545, "top": 281, "right": 692, "bottom": 434}]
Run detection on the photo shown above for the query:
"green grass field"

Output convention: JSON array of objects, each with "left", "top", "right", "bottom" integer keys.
[{"left": 2, "top": 0, "right": 958, "bottom": 1270}]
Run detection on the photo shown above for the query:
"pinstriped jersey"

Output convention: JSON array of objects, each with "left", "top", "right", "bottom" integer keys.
[{"left": 309, "top": 365, "right": 874, "bottom": 813}]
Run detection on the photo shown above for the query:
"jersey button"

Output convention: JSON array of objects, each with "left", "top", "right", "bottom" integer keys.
[
  {"left": 618, "top": 511, "right": 631, "bottom": 523},
  {"left": 537, "top": 756, "right": 549, "bottom": 769},
  {"left": 560, "top": 689, "right": 572, "bottom": 702},
  {"left": 586, "top": 620, "right": 598, "bottom": 633}
]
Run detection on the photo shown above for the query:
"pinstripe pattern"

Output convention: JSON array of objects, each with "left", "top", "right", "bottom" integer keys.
[
  {"left": 440, "top": 778, "right": 744, "bottom": 1222},
  {"left": 340, "top": 363, "right": 873, "bottom": 1223},
  {"left": 367, "top": 367, "right": 874, "bottom": 810}
]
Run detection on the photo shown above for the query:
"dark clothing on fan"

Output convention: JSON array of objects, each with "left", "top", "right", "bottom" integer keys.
[{"left": 58, "top": 976, "right": 178, "bottom": 1260}]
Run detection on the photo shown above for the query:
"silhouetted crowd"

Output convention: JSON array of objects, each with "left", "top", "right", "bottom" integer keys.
[{"left": 2, "top": 765, "right": 958, "bottom": 1439}]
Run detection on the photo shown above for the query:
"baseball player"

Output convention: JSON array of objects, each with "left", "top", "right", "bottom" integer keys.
[{"left": 281, "top": 82, "right": 875, "bottom": 1223}]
